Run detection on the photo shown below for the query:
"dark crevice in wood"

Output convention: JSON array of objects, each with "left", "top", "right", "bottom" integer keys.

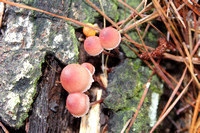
[{"left": 28, "top": 54, "right": 81, "bottom": 133}]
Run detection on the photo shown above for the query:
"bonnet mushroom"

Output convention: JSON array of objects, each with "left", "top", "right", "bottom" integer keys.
[
  {"left": 83, "top": 23, "right": 96, "bottom": 37},
  {"left": 99, "top": 27, "right": 121, "bottom": 50},
  {"left": 60, "top": 64, "right": 94, "bottom": 93},
  {"left": 84, "top": 36, "right": 103, "bottom": 56},
  {"left": 81, "top": 62, "right": 95, "bottom": 75},
  {"left": 66, "top": 92, "right": 90, "bottom": 117}
]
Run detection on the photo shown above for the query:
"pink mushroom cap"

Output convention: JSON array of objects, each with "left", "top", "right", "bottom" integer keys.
[
  {"left": 60, "top": 64, "right": 94, "bottom": 93},
  {"left": 66, "top": 92, "right": 90, "bottom": 117},
  {"left": 99, "top": 27, "right": 121, "bottom": 50},
  {"left": 81, "top": 62, "right": 95, "bottom": 75},
  {"left": 84, "top": 36, "right": 103, "bottom": 56}
]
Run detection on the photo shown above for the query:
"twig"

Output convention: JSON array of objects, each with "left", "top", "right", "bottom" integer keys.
[
  {"left": 118, "top": 0, "right": 144, "bottom": 17},
  {"left": 150, "top": 77, "right": 194, "bottom": 133},
  {"left": 132, "top": 5, "right": 176, "bottom": 93},
  {"left": 167, "top": 115, "right": 181, "bottom": 132},
  {"left": 120, "top": 118, "right": 131, "bottom": 133},
  {"left": 86, "top": 0, "right": 119, "bottom": 29},
  {"left": 0, "top": 2, "right": 5, "bottom": 28},
  {"left": 182, "top": 42, "right": 200, "bottom": 90},
  {"left": 0, "top": 0, "right": 101, "bottom": 31},
  {"left": 176, "top": 101, "right": 195, "bottom": 115},
  {"left": 163, "top": 53, "right": 200, "bottom": 65},
  {"left": 159, "top": 67, "right": 187, "bottom": 118},
  {"left": 121, "top": 11, "right": 160, "bottom": 33},
  {"left": 126, "top": 72, "right": 154, "bottom": 133},
  {"left": 169, "top": 1, "right": 186, "bottom": 28},
  {"left": 182, "top": 0, "right": 200, "bottom": 16},
  {"left": 190, "top": 92, "right": 200, "bottom": 133},
  {"left": 153, "top": 0, "right": 185, "bottom": 57},
  {"left": 0, "top": 122, "right": 9, "bottom": 133}
]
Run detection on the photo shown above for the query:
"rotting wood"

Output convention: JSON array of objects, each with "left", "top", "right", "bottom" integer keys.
[{"left": 28, "top": 55, "right": 80, "bottom": 133}]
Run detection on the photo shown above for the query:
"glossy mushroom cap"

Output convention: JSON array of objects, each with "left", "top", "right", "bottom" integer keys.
[
  {"left": 83, "top": 23, "right": 96, "bottom": 37},
  {"left": 84, "top": 36, "right": 103, "bottom": 56},
  {"left": 66, "top": 92, "right": 90, "bottom": 117},
  {"left": 60, "top": 64, "right": 94, "bottom": 93},
  {"left": 81, "top": 62, "right": 95, "bottom": 75},
  {"left": 99, "top": 27, "right": 121, "bottom": 50}
]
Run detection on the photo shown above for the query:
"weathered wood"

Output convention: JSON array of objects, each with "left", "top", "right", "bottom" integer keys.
[{"left": 28, "top": 55, "right": 80, "bottom": 133}]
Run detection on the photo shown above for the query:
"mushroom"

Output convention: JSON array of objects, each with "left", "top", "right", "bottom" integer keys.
[
  {"left": 99, "top": 27, "right": 121, "bottom": 50},
  {"left": 81, "top": 62, "right": 95, "bottom": 75},
  {"left": 60, "top": 64, "right": 94, "bottom": 93},
  {"left": 84, "top": 36, "right": 103, "bottom": 56},
  {"left": 83, "top": 23, "right": 96, "bottom": 37},
  {"left": 66, "top": 92, "right": 90, "bottom": 117}
]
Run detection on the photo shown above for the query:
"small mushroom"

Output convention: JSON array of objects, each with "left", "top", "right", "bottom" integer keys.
[
  {"left": 99, "top": 27, "right": 121, "bottom": 50},
  {"left": 66, "top": 92, "right": 90, "bottom": 117},
  {"left": 60, "top": 64, "right": 94, "bottom": 93},
  {"left": 81, "top": 62, "right": 95, "bottom": 75},
  {"left": 83, "top": 23, "right": 96, "bottom": 37},
  {"left": 84, "top": 36, "right": 103, "bottom": 56}
]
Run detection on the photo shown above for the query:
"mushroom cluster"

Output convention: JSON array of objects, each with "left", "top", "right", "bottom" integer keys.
[
  {"left": 60, "top": 63, "right": 95, "bottom": 117},
  {"left": 60, "top": 25, "right": 120, "bottom": 117},
  {"left": 84, "top": 27, "right": 121, "bottom": 56}
]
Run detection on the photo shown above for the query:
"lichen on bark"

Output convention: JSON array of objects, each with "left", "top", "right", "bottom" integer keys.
[
  {"left": 0, "top": 0, "right": 78, "bottom": 128},
  {"left": 0, "top": 0, "right": 120, "bottom": 128}
]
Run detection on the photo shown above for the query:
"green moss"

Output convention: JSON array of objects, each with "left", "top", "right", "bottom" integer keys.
[
  {"left": 68, "top": 25, "right": 80, "bottom": 64},
  {"left": 82, "top": 8, "right": 99, "bottom": 24},
  {"left": 150, "top": 75, "right": 163, "bottom": 94},
  {"left": 33, "top": 52, "right": 46, "bottom": 89},
  {"left": 121, "top": 43, "right": 137, "bottom": 59},
  {"left": 21, "top": 0, "right": 35, "bottom": 5},
  {"left": 110, "top": 0, "right": 119, "bottom": 22},
  {"left": 125, "top": 0, "right": 143, "bottom": 10},
  {"left": 147, "top": 32, "right": 155, "bottom": 42},
  {"left": 118, "top": 0, "right": 143, "bottom": 21},
  {"left": 104, "top": 58, "right": 163, "bottom": 132},
  {"left": 15, "top": 113, "right": 28, "bottom": 129}
]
